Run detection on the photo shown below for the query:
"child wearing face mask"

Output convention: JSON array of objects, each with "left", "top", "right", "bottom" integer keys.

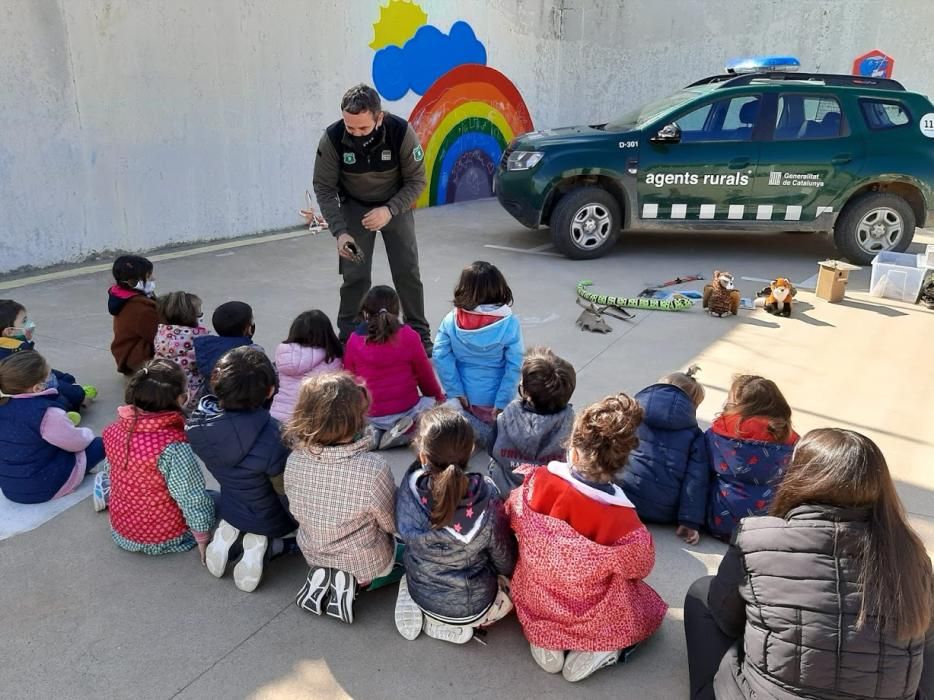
[
  {"left": 194, "top": 301, "right": 264, "bottom": 394},
  {"left": 154, "top": 291, "right": 212, "bottom": 413},
  {"left": 109, "top": 255, "right": 159, "bottom": 376},
  {"left": 0, "top": 351, "right": 105, "bottom": 504},
  {"left": 0, "top": 299, "right": 97, "bottom": 416}
]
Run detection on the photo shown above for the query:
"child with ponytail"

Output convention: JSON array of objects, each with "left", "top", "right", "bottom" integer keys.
[
  {"left": 97, "top": 359, "right": 215, "bottom": 558},
  {"left": 0, "top": 351, "right": 104, "bottom": 504},
  {"left": 394, "top": 407, "right": 517, "bottom": 645},
  {"left": 343, "top": 286, "right": 444, "bottom": 450}
]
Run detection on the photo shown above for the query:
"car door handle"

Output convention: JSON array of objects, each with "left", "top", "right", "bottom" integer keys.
[
  {"left": 831, "top": 153, "right": 852, "bottom": 165},
  {"left": 728, "top": 157, "right": 750, "bottom": 169}
]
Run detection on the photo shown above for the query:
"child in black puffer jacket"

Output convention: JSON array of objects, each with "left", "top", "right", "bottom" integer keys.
[{"left": 394, "top": 407, "right": 517, "bottom": 645}]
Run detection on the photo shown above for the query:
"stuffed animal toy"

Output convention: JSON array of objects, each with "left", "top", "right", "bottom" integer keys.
[
  {"left": 763, "top": 278, "right": 794, "bottom": 316},
  {"left": 702, "top": 270, "right": 740, "bottom": 316}
]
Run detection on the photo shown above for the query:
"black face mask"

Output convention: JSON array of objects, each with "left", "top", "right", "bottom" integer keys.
[{"left": 350, "top": 124, "right": 383, "bottom": 151}]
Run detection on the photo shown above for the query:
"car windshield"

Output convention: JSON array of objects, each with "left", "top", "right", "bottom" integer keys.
[{"left": 605, "top": 85, "right": 718, "bottom": 131}]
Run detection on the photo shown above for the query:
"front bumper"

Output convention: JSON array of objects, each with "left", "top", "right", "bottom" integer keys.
[{"left": 493, "top": 169, "right": 543, "bottom": 229}]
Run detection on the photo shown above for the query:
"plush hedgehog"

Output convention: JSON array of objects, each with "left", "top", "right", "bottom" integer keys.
[
  {"left": 763, "top": 278, "right": 794, "bottom": 317},
  {"left": 702, "top": 270, "right": 741, "bottom": 316}
]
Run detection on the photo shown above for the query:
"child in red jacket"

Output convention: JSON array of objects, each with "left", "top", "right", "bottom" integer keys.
[{"left": 343, "top": 286, "right": 444, "bottom": 450}]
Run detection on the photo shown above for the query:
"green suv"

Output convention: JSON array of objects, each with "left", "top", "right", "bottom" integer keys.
[{"left": 494, "top": 66, "right": 934, "bottom": 263}]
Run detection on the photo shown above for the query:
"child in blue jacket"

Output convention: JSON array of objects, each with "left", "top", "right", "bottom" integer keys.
[
  {"left": 433, "top": 261, "right": 523, "bottom": 447},
  {"left": 620, "top": 367, "right": 708, "bottom": 545}
]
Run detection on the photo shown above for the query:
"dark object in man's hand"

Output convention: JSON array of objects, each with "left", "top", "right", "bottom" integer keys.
[{"left": 344, "top": 242, "right": 365, "bottom": 264}]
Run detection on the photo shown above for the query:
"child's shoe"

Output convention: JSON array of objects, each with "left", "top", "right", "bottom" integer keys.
[
  {"left": 422, "top": 617, "right": 474, "bottom": 645},
  {"left": 561, "top": 650, "right": 621, "bottom": 682},
  {"left": 233, "top": 533, "right": 267, "bottom": 592},
  {"left": 66, "top": 411, "right": 81, "bottom": 427},
  {"left": 206, "top": 520, "right": 241, "bottom": 578},
  {"left": 296, "top": 567, "right": 333, "bottom": 615},
  {"left": 378, "top": 415, "right": 415, "bottom": 450},
  {"left": 325, "top": 569, "right": 357, "bottom": 623},
  {"left": 82, "top": 385, "right": 99, "bottom": 403},
  {"left": 393, "top": 576, "right": 424, "bottom": 640},
  {"left": 92, "top": 471, "right": 110, "bottom": 512},
  {"left": 530, "top": 644, "right": 565, "bottom": 673}
]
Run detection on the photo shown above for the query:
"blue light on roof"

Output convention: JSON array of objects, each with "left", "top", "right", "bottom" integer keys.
[{"left": 725, "top": 55, "right": 801, "bottom": 74}]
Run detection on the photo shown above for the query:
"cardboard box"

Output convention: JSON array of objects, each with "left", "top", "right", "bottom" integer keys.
[{"left": 816, "top": 260, "right": 860, "bottom": 302}]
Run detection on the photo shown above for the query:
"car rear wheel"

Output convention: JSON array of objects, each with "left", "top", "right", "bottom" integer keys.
[
  {"left": 550, "top": 186, "right": 621, "bottom": 260},
  {"left": 833, "top": 192, "right": 915, "bottom": 264}
]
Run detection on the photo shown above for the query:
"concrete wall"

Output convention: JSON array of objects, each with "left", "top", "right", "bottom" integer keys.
[{"left": 1, "top": 0, "right": 932, "bottom": 273}]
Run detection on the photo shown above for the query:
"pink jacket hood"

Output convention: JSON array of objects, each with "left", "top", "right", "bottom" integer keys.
[{"left": 270, "top": 343, "right": 342, "bottom": 422}]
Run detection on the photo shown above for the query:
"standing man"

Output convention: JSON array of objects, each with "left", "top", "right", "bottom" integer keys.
[{"left": 312, "top": 84, "right": 431, "bottom": 353}]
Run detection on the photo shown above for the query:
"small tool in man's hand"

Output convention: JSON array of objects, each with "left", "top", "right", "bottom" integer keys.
[{"left": 343, "top": 241, "right": 365, "bottom": 265}]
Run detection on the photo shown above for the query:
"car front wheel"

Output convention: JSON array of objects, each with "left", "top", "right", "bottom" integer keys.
[
  {"left": 833, "top": 192, "right": 915, "bottom": 264},
  {"left": 550, "top": 186, "right": 621, "bottom": 260}
]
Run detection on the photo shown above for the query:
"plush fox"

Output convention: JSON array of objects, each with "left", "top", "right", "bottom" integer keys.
[
  {"left": 703, "top": 270, "right": 740, "bottom": 316},
  {"left": 764, "top": 278, "right": 794, "bottom": 317}
]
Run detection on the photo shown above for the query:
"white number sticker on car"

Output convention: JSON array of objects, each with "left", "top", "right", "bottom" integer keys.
[
  {"left": 920, "top": 113, "right": 934, "bottom": 138},
  {"left": 618, "top": 140, "right": 639, "bottom": 148}
]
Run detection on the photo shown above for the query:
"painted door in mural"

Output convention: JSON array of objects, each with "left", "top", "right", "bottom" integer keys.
[{"left": 368, "top": 0, "right": 533, "bottom": 207}]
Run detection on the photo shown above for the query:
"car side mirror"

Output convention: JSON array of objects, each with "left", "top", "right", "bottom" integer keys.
[{"left": 651, "top": 123, "right": 681, "bottom": 143}]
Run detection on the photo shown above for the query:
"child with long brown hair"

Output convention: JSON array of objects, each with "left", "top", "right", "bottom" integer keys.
[
  {"left": 507, "top": 394, "right": 667, "bottom": 682},
  {"left": 705, "top": 374, "right": 798, "bottom": 540},
  {"left": 154, "top": 291, "right": 211, "bottom": 412},
  {"left": 343, "top": 285, "right": 444, "bottom": 450},
  {"left": 97, "top": 359, "right": 215, "bottom": 558},
  {"left": 0, "top": 352, "right": 104, "bottom": 504},
  {"left": 433, "top": 261, "right": 523, "bottom": 447},
  {"left": 393, "top": 407, "right": 517, "bottom": 645},
  {"left": 284, "top": 372, "right": 399, "bottom": 625},
  {"left": 684, "top": 428, "right": 933, "bottom": 699}
]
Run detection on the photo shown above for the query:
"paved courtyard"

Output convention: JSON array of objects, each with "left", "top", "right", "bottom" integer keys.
[{"left": 1, "top": 199, "right": 932, "bottom": 699}]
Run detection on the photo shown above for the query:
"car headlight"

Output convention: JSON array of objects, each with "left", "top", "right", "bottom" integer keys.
[{"left": 506, "top": 151, "right": 544, "bottom": 171}]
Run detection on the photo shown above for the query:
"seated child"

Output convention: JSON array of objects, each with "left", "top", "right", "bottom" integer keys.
[
  {"left": 284, "top": 372, "right": 399, "bottom": 624},
  {"left": 394, "top": 407, "right": 517, "bottom": 645},
  {"left": 194, "top": 301, "right": 263, "bottom": 391},
  {"left": 186, "top": 346, "right": 297, "bottom": 592},
  {"left": 621, "top": 366, "right": 708, "bottom": 545},
  {"left": 343, "top": 286, "right": 444, "bottom": 450},
  {"left": 507, "top": 394, "right": 667, "bottom": 683},
  {"left": 489, "top": 347, "right": 576, "bottom": 496},
  {"left": 0, "top": 299, "right": 97, "bottom": 413},
  {"left": 706, "top": 374, "right": 798, "bottom": 541},
  {"left": 433, "top": 261, "right": 523, "bottom": 448},
  {"left": 0, "top": 352, "right": 104, "bottom": 504},
  {"left": 97, "top": 359, "right": 215, "bottom": 558},
  {"left": 108, "top": 255, "right": 158, "bottom": 375},
  {"left": 154, "top": 291, "right": 211, "bottom": 413},
  {"left": 270, "top": 310, "right": 343, "bottom": 423}
]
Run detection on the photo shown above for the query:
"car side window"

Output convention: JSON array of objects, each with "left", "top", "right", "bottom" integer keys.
[
  {"left": 774, "top": 95, "right": 844, "bottom": 140},
  {"left": 676, "top": 95, "right": 760, "bottom": 143},
  {"left": 860, "top": 99, "right": 911, "bottom": 130}
]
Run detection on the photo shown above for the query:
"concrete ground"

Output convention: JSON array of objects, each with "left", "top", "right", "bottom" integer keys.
[{"left": 1, "top": 199, "right": 932, "bottom": 700}]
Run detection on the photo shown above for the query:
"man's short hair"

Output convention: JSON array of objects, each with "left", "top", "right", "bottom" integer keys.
[
  {"left": 341, "top": 84, "right": 381, "bottom": 117},
  {"left": 521, "top": 347, "right": 576, "bottom": 414}
]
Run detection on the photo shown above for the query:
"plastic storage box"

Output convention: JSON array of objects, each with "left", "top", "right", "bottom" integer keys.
[{"left": 869, "top": 251, "right": 926, "bottom": 302}]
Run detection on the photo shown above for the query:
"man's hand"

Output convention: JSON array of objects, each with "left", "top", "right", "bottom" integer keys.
[
  {"left": 337, "top": 233, "right": 357, "bottom": 261},
  {"left": 362, "top": 206, "right": 392, "bottom": 232}
]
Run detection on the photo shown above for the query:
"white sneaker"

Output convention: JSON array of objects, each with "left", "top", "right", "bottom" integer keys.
[
  {"left": 530, "top": 644, "right": 566, "bottom": 673},
  {"left": 378, "top": 415, "right": 414, "bottom": 450},
  {"left": 205, "top": 520, "right": 240, "bottom": 578},
  {"left": 232, "top": 533, "right": 267, "bottom": 592},
  {"left": 394, "top": 576, "right": 424, "bottom": 640},
  {"left": 562, "top": 650, "right": 621, "bottom": 682},
  {"left": 423, "top": 617, "right": 473, "bottom": 645},
  {"left": 92, "top": 471, "right": 110, "bottom": 513}
]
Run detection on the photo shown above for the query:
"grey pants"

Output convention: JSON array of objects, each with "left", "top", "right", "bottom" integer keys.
[{"left": 336, "top": 198, "right": 431, "bottom": 349}]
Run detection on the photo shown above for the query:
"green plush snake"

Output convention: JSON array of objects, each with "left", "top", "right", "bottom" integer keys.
[{"left": 577, "top": 280, "right": 694, "bottom": 311}]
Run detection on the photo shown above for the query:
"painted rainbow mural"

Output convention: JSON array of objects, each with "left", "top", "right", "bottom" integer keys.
[{"left": 409, "top": 64, "right": 534, "bottom": 208}]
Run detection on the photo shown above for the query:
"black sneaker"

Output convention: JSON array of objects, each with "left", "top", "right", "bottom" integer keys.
[
  {"left": 325, "top": 569, "right": 358, "bottom": 624},
  {"left": 296, "top": 567, "right": 332, "bottom": 615}
]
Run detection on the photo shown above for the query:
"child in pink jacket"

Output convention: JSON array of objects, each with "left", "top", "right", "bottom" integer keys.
[
  {"left": 270, "top": 310, "right": 343, "bottom": 423},
  {"left": 343, "top": 286, "right": 445, "bottom": 450}
]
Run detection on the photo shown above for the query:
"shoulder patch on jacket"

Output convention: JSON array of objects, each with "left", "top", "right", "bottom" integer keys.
[{"left": 413, "top": 145, "right": 424, "bottom": 162}]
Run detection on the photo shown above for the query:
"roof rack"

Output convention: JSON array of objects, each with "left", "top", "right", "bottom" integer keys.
[{"left": 687, "top": 72, "right": 906, "bottom": 91}]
